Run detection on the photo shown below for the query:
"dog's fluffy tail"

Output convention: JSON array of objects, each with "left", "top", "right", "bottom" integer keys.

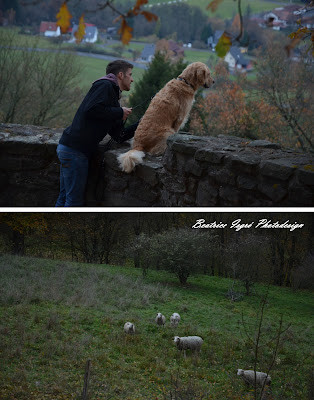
[{"left": 118, "top": 149, "right": 145, "bottom": 173}]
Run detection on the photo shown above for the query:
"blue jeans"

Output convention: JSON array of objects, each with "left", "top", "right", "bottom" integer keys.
[{"left": 55, "top": 144, "right": 89, "bottom": 207}]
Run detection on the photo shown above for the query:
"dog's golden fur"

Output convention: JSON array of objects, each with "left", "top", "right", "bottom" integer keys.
[{"left": 118, "top": 62, "right": 214, "bottom": 173}]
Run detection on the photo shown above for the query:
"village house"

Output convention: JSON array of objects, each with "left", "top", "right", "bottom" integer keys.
[
  {"left": 39, "top": 21, "right": 60, "bottom": 37},
  {"left": 140, "top": 44, "right": 156, "bottom": 63},
  {"left": 251, "top": 4, "right": 304, "bottom": 31},
  {"left": 208, "top": 30, "right": 224, "bottom": 51},
  {"left": 224, "top": 46, "right": 253, "bottom": 73},
  {"left": 69, "top": 23, "right": 98, "bottom": 43},
  {"left": 168, "top": 39, "right": 185, "bottom": 58}
]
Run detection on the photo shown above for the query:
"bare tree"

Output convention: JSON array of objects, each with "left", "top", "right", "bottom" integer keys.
[
  {"left": 225, "top": 233, "right": 268, "bottom": 296},
  {"left": 245, "top": 39, "right": 314, "bottom": 152},
  {"left": 291, "top": 252, "right": 314, "bottom": 290},
  {"left": 241, "top": 289, "right": 291, "bottom": 400},
  {"left": 0, "top": 29, "right": 82, "bottom": 127}
]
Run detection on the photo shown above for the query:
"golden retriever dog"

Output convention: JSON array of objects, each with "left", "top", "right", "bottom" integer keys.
[{"left": 118, "top": 62, "right": 215, "bottom": 173}]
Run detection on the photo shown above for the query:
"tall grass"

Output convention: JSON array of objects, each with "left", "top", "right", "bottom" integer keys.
[{"left": 0, "top": 254, "right": 313, "bottom": 399}]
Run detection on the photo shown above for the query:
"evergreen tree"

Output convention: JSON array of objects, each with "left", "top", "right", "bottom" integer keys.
[
  {"left": 201, "top": 23, "right": 213, "bottom": 44},
  {"left": 128, "top": 52, "right": 188, "bottom": 124}
]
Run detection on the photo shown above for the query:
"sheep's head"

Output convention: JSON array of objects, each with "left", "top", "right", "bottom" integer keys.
[{"left": 173, "top": 336, "right": 180, "bottom": 344}]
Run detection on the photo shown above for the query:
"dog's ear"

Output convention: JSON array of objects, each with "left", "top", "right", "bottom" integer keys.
[{"left": 197, "top": 67, "right": 207, "bottom": 84}]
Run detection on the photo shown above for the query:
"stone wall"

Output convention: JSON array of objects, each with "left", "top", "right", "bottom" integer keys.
[{"left": 0, "top": 123, "right": 313, "bottom": 207}]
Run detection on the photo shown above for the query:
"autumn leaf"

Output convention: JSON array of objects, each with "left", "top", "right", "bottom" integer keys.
[
  {"left": 75, "top": 14, "right": 86, "bottom": 43},
  {"left": 207, "top": 0, "right": 224, "bottom": 12},
  {"left": 118, "top": 18, "right": 133, "bottom": 45},
  {"left": 56, "top": 2, "right": 72, "bottom": 34},
  {"left": 140, "top": 10, "right": 158, "bottom": 22},
  {"left": 215, "top": 32, "right": 232, "bottom": 57},
  {"left": 133, "top": 0, "right": 149, "bottom": 12}
]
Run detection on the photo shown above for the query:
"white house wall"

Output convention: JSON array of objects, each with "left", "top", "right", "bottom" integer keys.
[{"left": 44, "top": 27, "right": 61, "bottom": 37}]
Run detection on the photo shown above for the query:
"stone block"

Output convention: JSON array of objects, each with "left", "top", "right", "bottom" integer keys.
[
  {"left": 159, "top": 170, "right": 186, "bottom": 193},
  {"left": 196, "top": 179, "right": 218, "bottom": 206},
  {"left": 185, "top": 158, "right": 204, "bottom": 177},
  {"left": 105, "top": 176, "right": 128, "bottom": 192},
  {"left": 167, "top": 134, "right": 209, "bottom": 155},
  {"left": 227, "top": 152, "right": 261, "bottom": 174},
  {"left": 288, "top": 185, "right": 314, "bottom": 206},
  {"left": 247, "top": 140, "right": 281, "bottom": 149},
  {"left": 136, "top": 159, "right": 161, "bottom": 186},
  {"left": 237, "top": 175, "right": 258, "bottom": 190},
  {"left": 219, "top": 185, "right": 241, "bottom": 206},
  {"left": 258, "top": 181, "right": 288, "bottom": 203},
  {"left": 186, "top": 177, "right": 198, "bottom": 195},
  {"left": 103, "top": 150, "right": 124, "bottom": 172},
  {"left": 297, "top": 165, "right": 314, "bottom": 186},
  {"left": 162, "top": 148, "right": 176, "bottom": 171},
  {"left": 260, "top": 159, "right": 298, "bottom": 181},
  {"left": 183, "top": 194, "right": 196, "bottom": 206},
  {"left": 195, "top": 148, "right": 227, "bottom": 164},
  {"left": 128, "top": 180, "right": 159, "bottom": 203},
  {"left": 209, "top": 167, "right": 236, "bottom": 185}
]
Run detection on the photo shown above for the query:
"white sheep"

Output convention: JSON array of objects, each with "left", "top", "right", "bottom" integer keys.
[
  {"left": 155, "top": 312, "right": 166, "bottom": 326},
  {"left": 237, "top": 369, "right": 271, "bottom": 387},
  {"left": 173, "top": 335, "right": 203, "bottom": 357},
  {"left": 124, "top": 322, "right": 136, "bottom": 335},
  {"left": 170, "top": 313, "right": 181, "bottom": 327}
]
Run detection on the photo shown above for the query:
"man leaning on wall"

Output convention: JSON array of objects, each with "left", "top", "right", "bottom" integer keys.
[{"left": 55, "top": 59, "right": 138, "bottom": 207}]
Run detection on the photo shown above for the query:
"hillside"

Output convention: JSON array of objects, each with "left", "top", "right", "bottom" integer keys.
[
  {"left": 0, "top": 254, "right": 313, "bottom": 399},
  {"left": 143, "top": 0, "right": 301, "bottom": 19}
]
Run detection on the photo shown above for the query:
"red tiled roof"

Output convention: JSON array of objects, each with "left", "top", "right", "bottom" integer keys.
[{"left": 39, "top": 21, "right": 58, "bottom": 33}]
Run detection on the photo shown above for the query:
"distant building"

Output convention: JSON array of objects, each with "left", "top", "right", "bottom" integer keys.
[
  {"left": 70, "top": 23, "right": 98, "bottom": 43},
  {"left": 252, "top": 4, "right": 304, "bottom": 31},
  {"left": 39, "top": 21, "right": 60, "bottom": 37},
  {"left": 224, "top": 46, "right": 253, "bottom": 72},
  {"left": 140, "top": 44, "right": 156, "bottom": 63},
  {"left": 106, "top": 27, "right": 117, "bottom": 39},
  {"left": 208, "top": 30, "right": 224, "bottom": 51},
  {"left": 298, "top": 8, "right": 314, "bottom": 29},
  {"left": 168, "top": 40, "right": 185, "bottom": 58}
]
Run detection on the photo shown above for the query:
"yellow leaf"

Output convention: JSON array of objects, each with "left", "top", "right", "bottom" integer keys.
[
  {"left": 118, "top": 18, "right": 133, "bottom": 45},
  {"left": 75, "top": 14, "right": 86, "bottom": 43},
  {"left": 56, "top": 2, "right": 72, "bottom": 34},
  {"left": 207, "top": 0, "right": 224, "bottom": 13},
  {"left": 215, "top": 31, "right": 232, "bottom": 57}
]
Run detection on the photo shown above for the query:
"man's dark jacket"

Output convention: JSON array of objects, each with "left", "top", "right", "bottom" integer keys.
[{"left": 59, "top": 78, "right": 137, "bottom": 158}]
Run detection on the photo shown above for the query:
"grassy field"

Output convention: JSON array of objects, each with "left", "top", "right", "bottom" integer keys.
[
  {"left": 143, "top": 0, "right": 301, "bottom": 19},
  {"left": 75, "top": 56, "right": 146, "bottom": 93},
  {"left": 0, "top": 254, "right": 313, "bottom": 399}
]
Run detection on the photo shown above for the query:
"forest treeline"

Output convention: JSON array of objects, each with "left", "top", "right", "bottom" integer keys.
[{"left": 0, "top": 212, "right": 313, "bottom": 292}]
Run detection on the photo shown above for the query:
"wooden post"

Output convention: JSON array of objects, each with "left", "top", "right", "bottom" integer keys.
[{"left": 81, "top": 359, "right": 91, "bottom": 400}]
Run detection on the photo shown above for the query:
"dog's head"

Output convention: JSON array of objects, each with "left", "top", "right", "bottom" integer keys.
[{"left": 180, "top": 62, "right": 215, "bottom": 90}]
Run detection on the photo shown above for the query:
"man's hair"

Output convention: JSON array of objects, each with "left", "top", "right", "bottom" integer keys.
[{"left": 106, "top": 60, "right": 134, "bottom": 76}]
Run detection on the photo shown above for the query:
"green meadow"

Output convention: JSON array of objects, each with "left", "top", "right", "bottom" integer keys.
[
  {"left": 75, "top": 56, "right": 146, "bottom": 93},
  {"left": 0, "top": 254, "right": 312, "bottom": 399},
  {"left": 143, "top": 0, "right": 298, "bottom": 19}
]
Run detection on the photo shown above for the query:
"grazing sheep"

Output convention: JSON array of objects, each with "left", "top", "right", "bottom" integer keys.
[
  {"left": 155, "top": 312, "right": 166, "bottom": 327},
  {"left": 170, "top": 313, "right": 181, "bottom": 327},
  {"left": 237, "top": 369, "right": 271, "bottom": 387},
  {"left": 124, "top": 322, "right": 135, "bottom": 335},
  {"left": 173, "top": 336, "right": 203, "bottom": 357}
]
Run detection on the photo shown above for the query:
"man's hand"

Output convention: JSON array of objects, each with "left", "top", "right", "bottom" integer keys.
[{"left": 122, "top": 107, "right": 132, "bottom": 120}]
